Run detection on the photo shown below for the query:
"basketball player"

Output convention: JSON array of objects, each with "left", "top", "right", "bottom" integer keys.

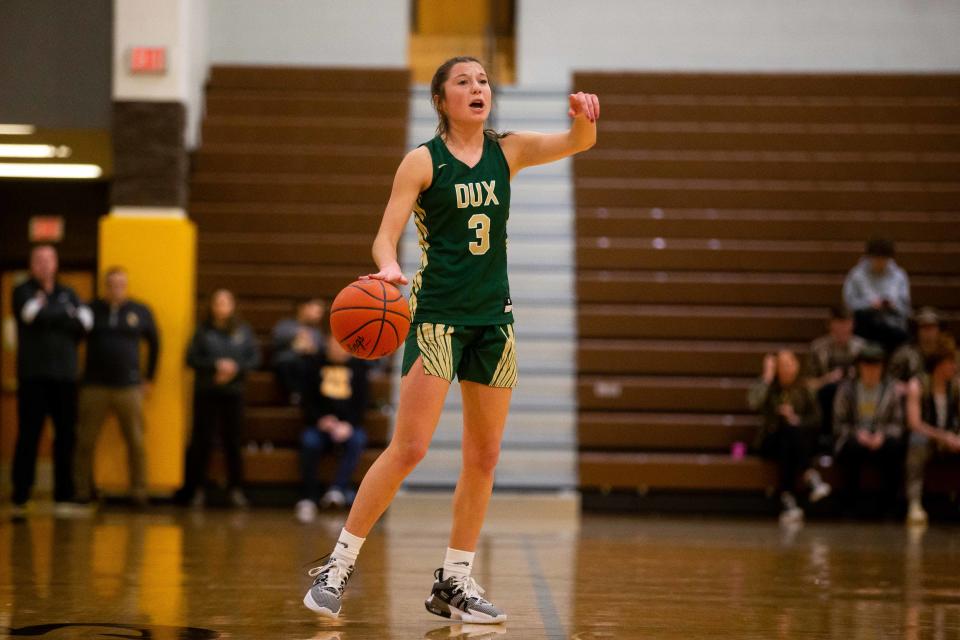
[{"left": 304, "top": 56, "right": 599, "bottom": 624}]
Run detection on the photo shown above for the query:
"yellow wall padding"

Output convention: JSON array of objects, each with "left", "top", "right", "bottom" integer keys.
[{"left": 95, "top": 214, "right": 196, "bottom": 493}]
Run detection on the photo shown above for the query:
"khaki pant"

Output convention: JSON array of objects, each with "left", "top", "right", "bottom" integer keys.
[
  {"left": 906, "top": 438, "right": 931, "bottom": 502},
  {"left": 905, "top": 432, "right": 960, "bottom": 502},
  {"left": 74, "top": 385, "right": 146, "bottom": 501}
]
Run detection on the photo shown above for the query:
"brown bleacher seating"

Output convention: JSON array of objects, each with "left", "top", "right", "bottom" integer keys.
[
  {"left": 574, "top": 72, "right": 960, "bottom": 495},
  {"left": 190, "top": 65, "right": 410, "bottom": 487},
  {"left": 577, "top": 271, "right": 959, "bottom": 306}
]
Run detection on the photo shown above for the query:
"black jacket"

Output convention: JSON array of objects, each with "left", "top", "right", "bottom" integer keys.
[
  {"left": 186, "top": 321, "right": 260, "bottom": 394},
  {"left": 13, "top": 278, "right": 87, "bottom": 381},
  {"left": 84, "top": 299, "right": 160, "bottom": 386},
  {"left": 301, "top": 352, "right": 369, "bottom": 428},
  {"left": 747, "top": 378, "right": 820, "bottom": 449}
]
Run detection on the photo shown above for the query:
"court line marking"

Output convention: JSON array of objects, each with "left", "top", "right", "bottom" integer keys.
[{"left": 521, "top": 535, "right": 567, "bottom": 638}]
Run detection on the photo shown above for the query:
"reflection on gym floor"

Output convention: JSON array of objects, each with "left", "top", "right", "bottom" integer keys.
[{"left": 2, "top": 499, "right": 959, "bottom": 639}]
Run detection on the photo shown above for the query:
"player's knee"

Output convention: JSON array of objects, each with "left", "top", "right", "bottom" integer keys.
[
  {"left": 464, "top": 446, "right": 501, "bottom": 476},
  {"left": 389, "top": 439, "right": 430, "bottom": 471}
]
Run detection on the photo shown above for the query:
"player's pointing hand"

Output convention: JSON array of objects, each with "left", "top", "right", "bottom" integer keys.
[{"left": 568, "top": 91, "right": 600, "bottom": 123}]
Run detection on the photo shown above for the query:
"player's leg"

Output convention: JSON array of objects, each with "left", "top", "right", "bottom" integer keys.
[
  {"left": 449, "top": 381, "right": 510, "bottom": 551},
  {"left": 344, "top": 323, "right": 459, "bottom": 537},
  {"left": 344, "top": 358, "right": 450, "bottom": 536},
  {"left": 423, "top": 382, "right": 510, "bottom": 625},
  {"left": 450, "top": 324, "right": 516, "bottom": 550},
  {"left": 304, "top": 324, "right": 458, "bottom": 618},
  {"left": 424, "top": 324, "right": 514, "bottom": 624}
]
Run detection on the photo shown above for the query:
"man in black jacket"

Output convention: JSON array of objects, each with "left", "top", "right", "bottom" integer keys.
[
  {"left": 11, "top": 245, "right": 92, "bottom": 513},
  {"left": 73, "top": 267, "right": 160, "bottom": 506}
]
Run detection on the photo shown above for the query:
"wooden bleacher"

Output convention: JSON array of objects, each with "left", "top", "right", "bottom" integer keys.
[
  {"left": 190, "top": 65, "right": 410, "bottom": 486},
  {"left": 573, "top": 72, "right": 960, "bottom": 496}
]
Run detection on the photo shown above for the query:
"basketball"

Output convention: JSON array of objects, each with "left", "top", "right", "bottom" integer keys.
[{"left": 329, "top": 279, "right": 411, "bottom": 360}]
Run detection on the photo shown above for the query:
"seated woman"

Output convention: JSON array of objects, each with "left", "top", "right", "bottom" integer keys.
[
  {"left": 748, "top": 350, "right": 829, "bottom": 524},
  {"left": 904, "top": 334, "right": 960, "bottom": 525},
  {"left": 832, "top": 343, "right": 905, "bottom": 516},
  {"left": 295, "top": 334, "right": 370, "bottom": 523}
]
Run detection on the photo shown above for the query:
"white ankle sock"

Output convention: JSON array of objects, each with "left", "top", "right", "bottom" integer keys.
[
  {"left": 331, "top": 528, "right": 365, "bottom": 565},
  {"left": 443, "top": 547, "right": 475, "bottom": 579}
]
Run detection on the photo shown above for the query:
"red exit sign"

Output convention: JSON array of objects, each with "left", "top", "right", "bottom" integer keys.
[
  {"left": 129, "top": 47, "right": 166, "bottom": 74},
  {"left": 29, "top": 216, "right": 64, "bottom": 243}
]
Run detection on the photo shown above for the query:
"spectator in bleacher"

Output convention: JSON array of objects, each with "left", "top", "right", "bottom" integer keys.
[
  {"left": 842, "top": 236, "right": 911, "bottom": 353},
  {"left": 904, "top": 334, "right": 960, "bottom": 525},
  {"left": 73, "top": 266, "right": 160, "bottom": 507},
  {"left": 271, "top": 298, "right": 324, "bottom": 406},
  {"left": 11, "top": 245, "right": 92, "bottom": 515},
  {"left": 295, "top": 334, "right": 369, "bottom": 524},
  {"left": 889, "top": 307, "right": 944, "bottom": 382},
  {"left": 748, "top": 350, "right": 829, "bottom": 524},
  {"left": 180, "top": 288, "right": 260, "bottom": 508},
  {"left": 833, "top": 342, "right": 905, "bottom": 515},
  {"left": 806, "top": 306, "right": 865, "bottom": 450}
]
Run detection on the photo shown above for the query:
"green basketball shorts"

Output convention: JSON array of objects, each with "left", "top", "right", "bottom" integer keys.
[{"left": 401, "top": 322, "right": 518, "bottom": 388}]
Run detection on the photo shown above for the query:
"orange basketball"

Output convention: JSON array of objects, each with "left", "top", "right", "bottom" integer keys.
[{"left": 329, "top": 279, "right": 411, "bottom": 360}]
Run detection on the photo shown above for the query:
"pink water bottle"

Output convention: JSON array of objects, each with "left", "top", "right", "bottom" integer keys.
[{"left": 730, "top": 441, "right": 747, "bottom": 460}]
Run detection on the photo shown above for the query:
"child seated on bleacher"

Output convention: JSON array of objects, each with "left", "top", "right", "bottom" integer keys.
[
  {"left": 295, "top": 334, "right": 369, "bottom": 523},
  {"left": 832, "top": 342, "right": 905, "bottom": 517},
  {"left": 806, "top": 306, "right": 865, "bottom": 452}
]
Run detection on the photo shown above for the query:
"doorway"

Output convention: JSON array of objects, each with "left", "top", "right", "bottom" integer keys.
[{"left": 409, "top": 0, "right": 516, "bottom": 85}]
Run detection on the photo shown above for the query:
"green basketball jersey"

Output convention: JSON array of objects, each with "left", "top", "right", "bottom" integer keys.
[{"left": 409, "top": 135, "right": 513, "bottom": 325}]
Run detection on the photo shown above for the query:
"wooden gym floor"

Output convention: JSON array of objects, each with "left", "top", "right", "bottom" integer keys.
[{"left": 1, "top": 493, "right": 959, "bottom": 639}]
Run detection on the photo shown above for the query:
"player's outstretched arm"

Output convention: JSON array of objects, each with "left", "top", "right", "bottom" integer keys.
[
  {"left": 501, "top": 91, "right": 599, "bottom": 177},
  {"left": 361, "top": 146, "right": 433, "bottom": 285}
]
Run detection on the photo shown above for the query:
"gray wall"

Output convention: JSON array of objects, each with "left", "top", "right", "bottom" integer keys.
[
  {"left": 207, "top": 0, "right": 408, "bottom": 67},
  {"left": 0, "top": 0, "right": 112, "bottom": 129},
  {"left": 518, "top": 0, "right": 960, "bottom": 87}
]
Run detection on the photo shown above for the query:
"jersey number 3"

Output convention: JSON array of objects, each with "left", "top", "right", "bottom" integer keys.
[{"left": 468, "top": 213, "right": 490, "bottom": 256}]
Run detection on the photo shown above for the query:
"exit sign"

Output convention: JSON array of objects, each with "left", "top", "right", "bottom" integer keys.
[
  {"left": 129, "top": 47, "right": 166, "bottom": 74},
  {"left": 29, "top": 216, "right": 64, "bottom": 243}
]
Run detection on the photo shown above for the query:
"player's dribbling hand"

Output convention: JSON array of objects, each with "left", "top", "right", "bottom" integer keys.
[
  {"left": 361, "top": 262, "right": 409, "bottom": 286},
  {"left": 568, "top": 91, "right": 600, "bottom": 123}
]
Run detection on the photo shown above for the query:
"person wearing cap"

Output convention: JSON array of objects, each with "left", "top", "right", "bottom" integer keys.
[
  {"left": 832, "top": 342, "right": 905, "bottom": 515},
  {"left": 842, "top": 236, "right": 911, "bottom": 353},
  {"left": 806, "top": 306, "right": 866, "bottom": 450},
  {"left": 889, "top": 307, "right": 944, "bottom": 382},
  {"left": 903, "top": 334, "right": 960, "bottom": 525}
]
